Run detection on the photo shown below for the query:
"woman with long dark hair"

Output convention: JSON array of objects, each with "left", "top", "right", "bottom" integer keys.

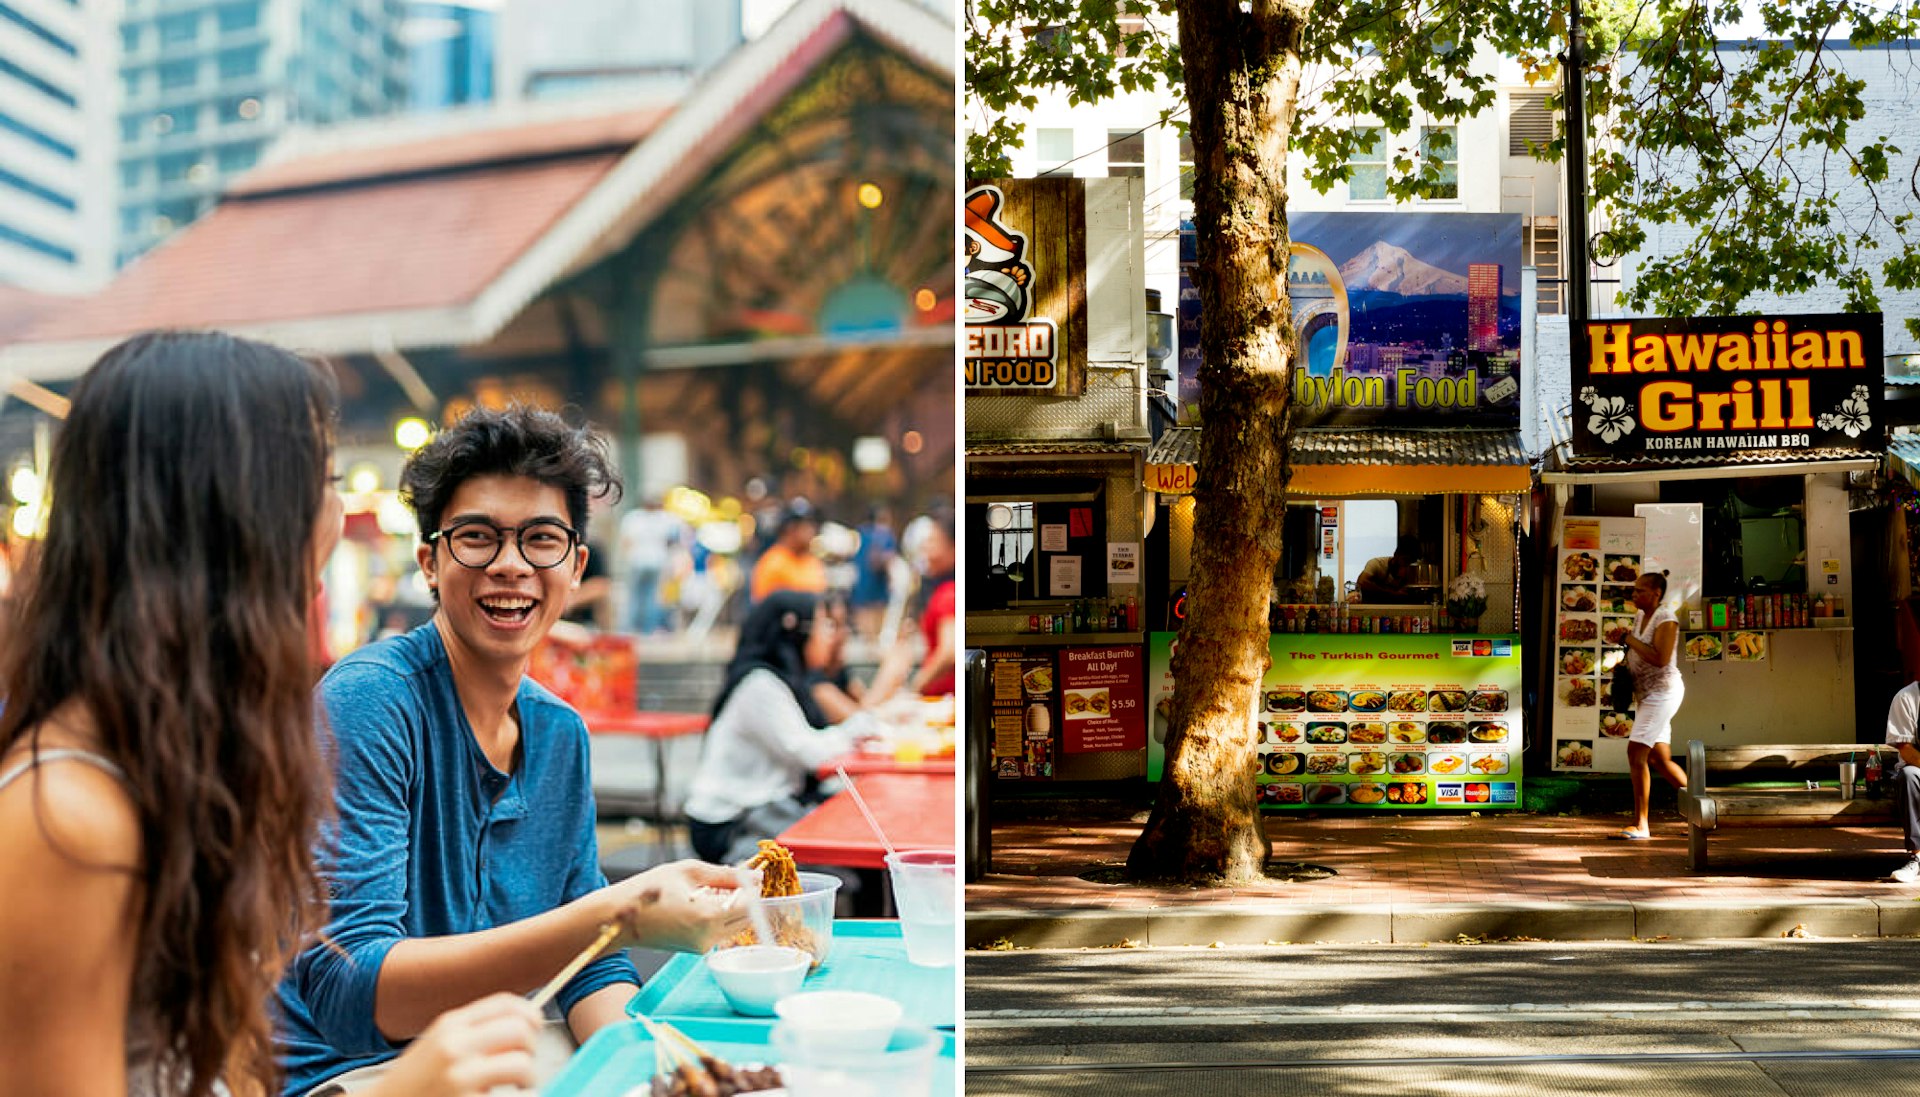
[
  {"left": 684, "top": 591, "right": 876, "bottom": 864},
  {"left": 0, "top": 332, "right": 542, "bottom": 1097}
]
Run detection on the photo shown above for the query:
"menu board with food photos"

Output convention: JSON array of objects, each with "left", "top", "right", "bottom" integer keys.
[
  {"left": 987, "top": 650, "right": 1058, "bottom": 780},
  {"left": 1059, "top": 645, "right": 1145, "bottom": 753},
  {"left": 1147, "top": 632, "right": 1522, "bottom": 809},
  {"left": 1553, "top": 516, "right": 1646, "bottom": 774}
]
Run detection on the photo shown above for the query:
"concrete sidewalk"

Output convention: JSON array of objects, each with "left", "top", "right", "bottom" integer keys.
[{"left": 965, "top": 805, "right": 1920, "bottom": 947}]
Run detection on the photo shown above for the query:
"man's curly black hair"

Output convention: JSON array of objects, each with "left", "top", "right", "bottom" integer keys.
[{"left": 400, "top": 403, "right": 622, "bottom": 542}]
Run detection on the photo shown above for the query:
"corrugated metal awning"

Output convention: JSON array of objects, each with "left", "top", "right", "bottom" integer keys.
[
  {"left": 1888, "top": 434, "right": 1920, "bottom": 488},
  {"left": 1144, "top": 426, "right": 1530, "bottom": 495},
  {"left": 1543, "top": 446, "right": 1881, "bottom": 484}
]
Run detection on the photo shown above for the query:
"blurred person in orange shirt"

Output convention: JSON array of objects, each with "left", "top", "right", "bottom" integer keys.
[{"left": 749, "top": 504, "right": 827, "bottom": 605}]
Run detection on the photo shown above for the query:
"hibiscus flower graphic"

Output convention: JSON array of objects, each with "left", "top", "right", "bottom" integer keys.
[
  {"left": 1816, "top": 385, "right": 1873, "bottom": 439},
  {"left": 1586, "top": 395, "right": 1636, "bottom": 444}
]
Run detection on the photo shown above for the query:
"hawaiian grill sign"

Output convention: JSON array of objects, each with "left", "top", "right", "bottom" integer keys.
[{"left": 1572, "top": 313, "right": 1883, "bottom": 459}]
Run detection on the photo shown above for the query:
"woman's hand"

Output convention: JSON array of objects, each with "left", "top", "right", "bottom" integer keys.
[
  {"left": 599, "top": 859, "right": 754, "bottom": 954},
  {"left": 362, "top": 993, "right": 543, "bottom": 1097}
]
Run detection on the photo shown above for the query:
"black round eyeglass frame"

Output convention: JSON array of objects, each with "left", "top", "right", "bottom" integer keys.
[{"left": 424, "top": 518, "right": 580, "bottom": 570}]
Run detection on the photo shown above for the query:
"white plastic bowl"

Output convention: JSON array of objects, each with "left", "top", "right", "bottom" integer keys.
[
  {"left": 704, "top": 944, "right": 811, "bottom": 1016},
  {"left": 772, "top": 990, "right": 903, "bottom": 1054}
]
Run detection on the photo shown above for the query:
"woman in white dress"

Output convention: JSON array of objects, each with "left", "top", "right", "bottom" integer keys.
[{"left": 1617, "top": 570, "right": 1688, "bottom": 839}]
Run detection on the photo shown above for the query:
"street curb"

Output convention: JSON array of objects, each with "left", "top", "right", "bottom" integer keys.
[{"left": 966, "top": 898, "right": 1918, "bottom": 947}]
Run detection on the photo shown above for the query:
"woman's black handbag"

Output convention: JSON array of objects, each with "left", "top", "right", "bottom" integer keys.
[{"left": 1609, "top": 659, "right": 1635, "bottom": 711}]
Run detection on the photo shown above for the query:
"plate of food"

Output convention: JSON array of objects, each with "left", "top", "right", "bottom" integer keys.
[
  {"left": 1265, "top": 752, "right": 1306, "bottom": 777},
  {"left": 1306, "top": 689, "right": 1348, "bottom": 713},
  {"left": 1303, "top": 783, "right": 1347, "bottom": 806},
  {"left": 1557, "top": 740, "right": 1594, "bottom": 768},
  {"left": 1560, "top": 616, "right": 1599, "bottom": 643},
  {"left": 1386, "top": 781, "right": 1428, "bottom": 804},
  {"left": 1427, "top": 752, "right": 1468, "bottom": 775},
  {"left": 1388, "top": 751, "right": 1426, "bottom": 775},
  {"left": 1306, "top": 753, "right": 1347, "bottom": 774},
  {"left": 1469, "top": 752, "right": 1510, "bottom": 775},
  {"left": 1560, "top": 647, "right": 1596, "bottom": 675},
  {"left": 1726, "top": 631, "right": 1767, "bottom": 661},
  {"left": 1558, "top": 677, "right": 1597, "bottom": 707},
  {"left": 1348, "top": 783, "right": 1388, "bottom": 805},
  {"left": 1603, "top": 616, "right": 1636, "bottom": 646},
  {"left": 1305, "top": 723, "right": 1347, "bottom": 744},
  {"left": 1601, "top": 587, "right": 1636, "bottom": 615},
  {"left": 1686, "top": 633, "right": 1724, "bottom": 661},
  {"left": 1264, "top": 689, "right": 1306, "bottom": 713},
  {"left": 1348, "top": 690, "right": 1387, "bottom": 713},
  {"left": 1387, "top": 690, "right": 1429, "bottom": 713},
  {"left": 1469, "top": 690, "right": 1508, "bottom": 713},
  {"left": 1269, "top": 723, "right": 1304, "bottom": 744},
  {"left": 1605, "top": 555, "right": 1641, "bottom": 582},
  {"left": 1561, "top": 585, "right": 1598, "bottom": 613},
  {"left": 1426, "top": 722, "right": 1468, "bottom": 744},
  {"left": 1062, "top": 688, "right": 1109, "bottom": 717},
  {"left": 1599, "top": 710, "right": 1634, "bottom": 738},
  {"left": 1347, "top": 723, "right": 1387, "bottom": 744},
  {"left": 1022, "top": 665, "right": 1053, "bottom": 694},
  {"left": 1349, "top": 751, "right": 1389, "bottom": 775},
  {"left": 1469, "top": 721, "right": 1508, "bottom": 743},
  {"left": 1427, "top": 690, "right": 1469, "bottom": 713},
  {"left": 1563, "top": 552, "right": 1599, "bottom": 581},
  {"left": 1388, "top": 721, "right": 1426, "bottom": 743},
  {"left": 1275, "top": 783, "right": 1306, "bottom": 804}
]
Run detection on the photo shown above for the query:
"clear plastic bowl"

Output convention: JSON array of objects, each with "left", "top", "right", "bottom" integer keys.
[{"left": 717, "top": 870, "right": 841, "bottom": 969}]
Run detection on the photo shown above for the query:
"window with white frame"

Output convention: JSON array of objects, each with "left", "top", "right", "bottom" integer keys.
[
  {"left": 1349, "top": 126, "right": 1386, "bottom": 200},
  {"left": 1178, "top": 131, "right": 1194, "bottom": 201},
  {"left": 1035, "top": 127, "right": 1073, "bottom": 177},
  {"left": 1106, "top": 129, "right": 1145, "bottom": 178},
  {"left": 1420, "top": 125, "right": 1458, "bottom": 199}
]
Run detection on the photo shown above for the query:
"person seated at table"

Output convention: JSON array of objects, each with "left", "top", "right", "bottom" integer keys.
[
  {"left": 685, "top": 590, "right": 881, "bottom": 865},
  {"left": 0, "top": 332, "right": 546, "bottom": 1097},
  {"left": 1356, "top": 534, "right": 1423, "bottom": 604},
  {"left": 276, "top": 404, "right": 750, "bottom": 1097}
]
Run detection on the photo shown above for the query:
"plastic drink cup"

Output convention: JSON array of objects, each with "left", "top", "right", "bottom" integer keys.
[{"left": 885, "top": 849, "right": 956, "bottom": 967}]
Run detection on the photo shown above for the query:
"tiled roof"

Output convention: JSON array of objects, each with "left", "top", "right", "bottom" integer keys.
[
  {"left": 1556, "top": 447, "right": 1880, "bottom": 474},
  {"left": 21, "top": 150, "right": 625, "bottom": 346},
  {"left": 967, "top": 438, "right": 1147, "bottom": 457},
  {"left": 0, "top": 285, "right": 67, "bottom": 345},
  {"left": 1144, "top": 426, "right": 1527, "bottom": 467}
]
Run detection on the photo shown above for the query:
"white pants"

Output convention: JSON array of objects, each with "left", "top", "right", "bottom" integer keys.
[{"left": 1629, "top": 686, "right": 1684, "bottom": 747}]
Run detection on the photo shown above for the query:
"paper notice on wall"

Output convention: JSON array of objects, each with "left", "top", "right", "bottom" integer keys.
[
  {"left": 1636, "top": 503, "right": 1704, "bottom": 613},
  {"left": 1040, "top": 524, "right": 1068, "bottom": 552},
  {"left": 1049, "top": 555, "right": 1083, "bottom": 596},
  {"left": 1108, "top": 542, "right": 1139, "bottom": 583}
]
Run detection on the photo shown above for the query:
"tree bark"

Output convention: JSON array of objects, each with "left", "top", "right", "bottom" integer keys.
[{"left": 1127, "top": 0, "right": 1307, "bottom": 886}]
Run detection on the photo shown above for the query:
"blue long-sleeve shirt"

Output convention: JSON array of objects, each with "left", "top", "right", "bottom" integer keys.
[{"left": 275, "top": 624, "right": 636, "bottom": 1095}]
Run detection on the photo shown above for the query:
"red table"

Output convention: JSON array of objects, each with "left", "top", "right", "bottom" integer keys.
[
  {"left": 819, "top": 751, "right": 958, "bottom": 779},
  {"left": 582, "top": 710, "right": 709, "bottom": 822},
  {"left": 777, "top": 773, "right": 956, "bottom": 869}
]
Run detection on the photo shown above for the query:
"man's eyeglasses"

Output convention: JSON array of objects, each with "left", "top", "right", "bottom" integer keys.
[{"left": 426, "top": 518, "right": 579, "bottom": 570}]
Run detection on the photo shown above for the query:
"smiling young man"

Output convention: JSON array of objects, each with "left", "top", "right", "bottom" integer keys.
[{"left": 276, "top": 406, "right": 747, "bottom": 1096}]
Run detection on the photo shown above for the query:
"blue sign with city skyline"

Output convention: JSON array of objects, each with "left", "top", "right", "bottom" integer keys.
[{"left": 1178, "top": 212, "right": 1523, "bottom": 428}]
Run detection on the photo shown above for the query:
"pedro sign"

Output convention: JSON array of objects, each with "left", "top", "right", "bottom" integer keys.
[
  {"left": 963, "top": 179, "right": 1088, "bottom": 395},
  {"left": 1573, "top": 313, "right": 1883, "bottom": 459}
]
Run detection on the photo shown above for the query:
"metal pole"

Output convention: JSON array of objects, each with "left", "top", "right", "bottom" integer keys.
[{"left": 1565, "top": 0, "right": 1591, "bottom": 327}]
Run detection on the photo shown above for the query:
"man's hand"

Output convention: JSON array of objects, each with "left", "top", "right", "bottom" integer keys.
[
  {"left": 597, "top": 860, "right": 753, "bottom": 954},
  {"left": 364, "top": 993, "right": 543, "bottom": 1097}
]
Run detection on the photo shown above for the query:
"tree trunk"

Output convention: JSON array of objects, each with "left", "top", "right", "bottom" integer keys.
[{"left": 1127, "top": 0, "right": 1307, "bottom": 886}]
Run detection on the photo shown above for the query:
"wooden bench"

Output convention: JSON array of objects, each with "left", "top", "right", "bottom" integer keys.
[{"left": 1677, "top": 741, "right": 1898, "bottom": 870}]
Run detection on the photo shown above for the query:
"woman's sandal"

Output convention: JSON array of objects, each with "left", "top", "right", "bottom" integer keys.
[{"left": 1609, "top": 828, "right": 1653, "bottom": 840}]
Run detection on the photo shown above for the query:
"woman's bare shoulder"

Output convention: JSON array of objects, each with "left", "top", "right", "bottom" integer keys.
[{"left": 0, "top": 724, "right": 142, "bottom": 875}]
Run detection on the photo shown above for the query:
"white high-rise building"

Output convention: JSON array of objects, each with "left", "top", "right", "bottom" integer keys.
[
  {"left": 0, "top": 0, "right": 116, "bottom": 293},
  {"left": 494, "top": 0, "right": 741, "bottom": 103}
]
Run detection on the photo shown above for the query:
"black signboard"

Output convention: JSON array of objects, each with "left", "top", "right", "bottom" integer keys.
[{"left": 1572, "top": 313, "right": 1883, "bottom": 460}]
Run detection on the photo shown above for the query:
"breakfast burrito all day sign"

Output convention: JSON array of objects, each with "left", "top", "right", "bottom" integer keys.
[
  {"left": 1573, "top": 313, "right": 1884, "bottom": 459},
  {"left": 1147, "top": 633, "right": 1524, "bottom": 810}
]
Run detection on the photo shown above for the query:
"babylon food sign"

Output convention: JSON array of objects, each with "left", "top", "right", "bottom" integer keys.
[{"left": 1573, "top": 313, "right": 1883, "bottom": 459}]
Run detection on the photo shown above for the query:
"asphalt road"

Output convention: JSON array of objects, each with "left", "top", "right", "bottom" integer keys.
[{"left": 964, "top": 940, "right": 1920, "bottom": 1096}]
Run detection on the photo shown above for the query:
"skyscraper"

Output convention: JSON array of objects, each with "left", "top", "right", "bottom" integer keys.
[
  {"left": 1468, "top": 261, "right": 1501, "bottom": 353},
  {"left": 495, "top": 0, "right": 740, "bottom": 103},
  {"left": 116, "top": 0, "right": 408, "bottom": 266},
  {"left": 405, "top": 0, "right": 494, "bottom": 112},
  {"left": 0, "top": 0, "right": 115, "bottom": 291}
]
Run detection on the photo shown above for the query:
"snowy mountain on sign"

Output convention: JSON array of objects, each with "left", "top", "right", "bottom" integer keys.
[{"left": 1337, "top": 241, "right": 1469, "bottom": 296}]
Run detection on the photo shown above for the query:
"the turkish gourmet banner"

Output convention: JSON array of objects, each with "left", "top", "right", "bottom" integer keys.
[
  {"left": 1572, "top": 312, "right": 1884, "bottom": 459},
  {"left": 963, "top": 178, "right": 1089, "bottom": 395},
  {"left": 1177, "top": 212, "right": 1523, "bottom": 428},
  {"left": 1147, "top": 632, "right": 1524, "bottom": 809}
]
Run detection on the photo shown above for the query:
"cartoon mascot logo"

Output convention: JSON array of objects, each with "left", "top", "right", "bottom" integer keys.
[{"left": 964, "top": 184, "right": 1057, "bottom": 388}]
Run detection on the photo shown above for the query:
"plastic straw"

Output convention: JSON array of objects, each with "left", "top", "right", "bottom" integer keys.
[{"left": 834, "top": 764, "right": 898, "bottom": 859}]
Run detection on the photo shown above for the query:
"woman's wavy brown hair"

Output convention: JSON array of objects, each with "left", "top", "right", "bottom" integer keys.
[{"left": 0, "top": 332, "right": 338, "bottom": 1097}]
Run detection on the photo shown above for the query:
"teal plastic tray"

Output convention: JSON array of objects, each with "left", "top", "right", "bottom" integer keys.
[
  {"left": 543, "top": 1016, "right": 957, "bottom": 1097},
  {"left": 627, "top": 920, "right": 956, "bottom": 1028}
]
